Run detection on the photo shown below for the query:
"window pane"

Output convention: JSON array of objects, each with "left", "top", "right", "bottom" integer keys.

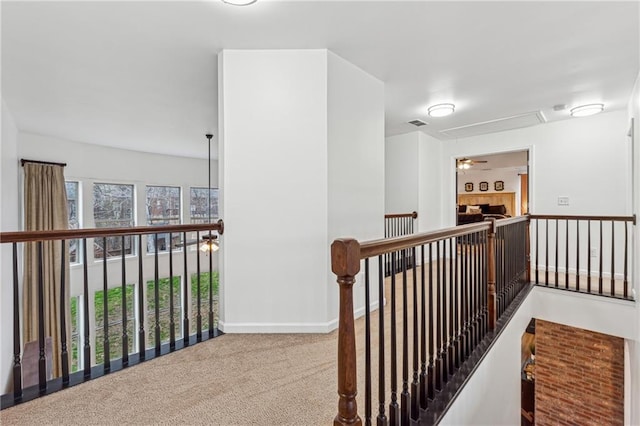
[
  {"left": 190, "top": 271, "right": 219, "bottom": 334},
  {"left": 94, "top": 284, "right": 136, "bottom": 365},
  {"left": 70, "top": 296, "right": 80, "bottom": 373},
  {"left": 146, "top": 277, "right": 182, "bottom": 348},
  {"left": 189, "top": 188, "right": 218, "bottom": 224},
  {"left": 93, "top": 183, "right": 135, "bottom": 259},
  {"left": 146, "top": 186, "right": 181, "bottom": 253},
  {"left": 65, "top": 181, "right": 80, "bottom": 263}
]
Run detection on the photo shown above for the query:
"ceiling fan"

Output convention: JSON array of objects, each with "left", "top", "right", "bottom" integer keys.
[{"left": 456, "top": 157, "right": 488, "bottom": 170}]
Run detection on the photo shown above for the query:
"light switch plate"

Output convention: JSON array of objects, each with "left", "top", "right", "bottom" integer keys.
[{"left": 558, "top": 196, "right": 569, "bottom": 206}]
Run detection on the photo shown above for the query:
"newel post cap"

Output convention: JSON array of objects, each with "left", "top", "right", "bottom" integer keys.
[{"left": 331, "top": 239, "right": 361, "bottom": 277}]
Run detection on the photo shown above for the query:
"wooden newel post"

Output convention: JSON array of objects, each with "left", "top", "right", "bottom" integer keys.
[
  {"left": 487, "top": 220, "right": 497, "bottom": 330},
  {"left": 331, "top": 238, "right": 363, "bottom": 426},
  {"left": 525, "top": 216, "right": 531, "bottom": 283}
]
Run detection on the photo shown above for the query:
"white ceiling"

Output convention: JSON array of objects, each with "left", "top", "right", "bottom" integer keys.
[{"left": 2, "top": 1, "right": 639, "bottom": 159}]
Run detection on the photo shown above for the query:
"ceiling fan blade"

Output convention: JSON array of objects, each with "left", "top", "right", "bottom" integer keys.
[{"left": 176, "top": 239, "right": 199, "bottom": 248}]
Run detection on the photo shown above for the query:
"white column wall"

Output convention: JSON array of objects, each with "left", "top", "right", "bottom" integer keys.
[
  {"left": 385, "top": 132, "right": 419, "bottom": 214},
  {"left": 418, "top": 132, "right": 443, "bottom": 232},
  {"left": 627, "top": 69, "right": 640, "bottom": 426},
  {"left": 218, "top": 50, "right": 330, "bottom": 332},
  {"left": 327, "top": 51, "right": 385, "bottom": 324},
  {"left": 1, "top": 98, "right": 19, "bottom": 393}
]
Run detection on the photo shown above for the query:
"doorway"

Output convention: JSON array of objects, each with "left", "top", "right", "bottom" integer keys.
[{"left": 455, "top": 150, "right": 529, "bottom": 225}]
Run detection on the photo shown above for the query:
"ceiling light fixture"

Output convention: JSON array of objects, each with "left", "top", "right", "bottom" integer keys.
[
  {"left": 428, "top": 103, "right": 455, "bottom": 117},
  {"left": 222, "top": 0, "right": 257, "bottom": 5},
  {"left": 570, "top": 103, "right": 604, "bottom": 117}
]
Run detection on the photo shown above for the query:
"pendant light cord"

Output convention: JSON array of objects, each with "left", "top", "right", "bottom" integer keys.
[{"left": 206, "top": 134, "right": 213, "bottom": 239}]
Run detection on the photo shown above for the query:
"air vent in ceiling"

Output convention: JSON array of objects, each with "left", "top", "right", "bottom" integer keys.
[
  {"left": 408, "top": 119, "right": 427, "bottom": 127},
  {"left": 440, "top": 111, "right": 547, "bottom": 139}
]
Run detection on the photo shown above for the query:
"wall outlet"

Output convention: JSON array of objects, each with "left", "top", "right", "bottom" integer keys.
[
  {"left": 557, "top": 196, "right": 569, "bottom": 206},
  {"left": 590, "top": 248, "right": 598, "bottom": 258}
]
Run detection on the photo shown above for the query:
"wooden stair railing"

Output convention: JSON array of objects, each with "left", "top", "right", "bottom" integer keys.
[{"left": 331, "top": 216, "right": 531, "bottom": 425}]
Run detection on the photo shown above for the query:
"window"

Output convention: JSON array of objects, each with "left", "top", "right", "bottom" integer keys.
[
  {"left": 146, "top": 186, "right": 181, "bottom": 253},
  {"left": 93, "top": 183, "right": 135, "bottom": 259},
  {"left": 65, "top": 181, "right": 80, "bottom": 263},
  {"left": 190, "top": 271, "right": 219, "bottom": 334},
  {"left": 70, "top": 296, "right": 81, "bottom": 372},
  {"left": 190, "top": 188, "right": 218, "bottom": 224},
  {"left": 94, "top": 284, "right": 136, "bottom": 365},
  {"left": 146, "top": 277, "right": 182, "bottom": 347}
]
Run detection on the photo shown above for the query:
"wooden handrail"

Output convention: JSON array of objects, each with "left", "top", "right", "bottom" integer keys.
[
  {"left": 0, "top": 219, "right": 224, "bottom": 243},
  {"left": 384, "top": 211, "right": 418, "bottom": 219},
  {"left": 530, "top": 214, "right": 635, "bottom": 224},
  {"left": 361, "top": 221, "right": 491, "bottom": 259},
  {"left": 495, "top": 215, "right": 529, "bottom": 228}
]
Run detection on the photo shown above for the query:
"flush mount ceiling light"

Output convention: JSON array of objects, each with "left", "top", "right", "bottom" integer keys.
[
  {"left": 428, "top": 103, "right": 455, "bottom": 117},
  {"left": 570, "top": 103, "right": 604, "bottom": 117},
  {"left": 222, "top": 0, "right": 257, "bottom": 5}
]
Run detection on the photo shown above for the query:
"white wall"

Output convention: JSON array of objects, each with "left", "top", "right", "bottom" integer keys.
[
  {"left": 418, "top": 132, "right": 443, "bottom": 232},
  {"left": 1, "top": 98, "right": 19, "bottom": 393},
  {"left": 442, "top": 110, "right": 631, "bottom": 224},
  {"left": 384, "top": 131, "right": 443, "bottom": 232},
  {"left": 327, "top": 51, "right": 385, "bottom": 324},
  {"left": 218, "top": 49, "right": 330, "bottom": 332},
  {"left": 219, "top": 49, "right": 385, "bottom": 332},
  {"left": 440, "top": 286, "right": 638, "bottom": 425},
  {"left": 627, "top": 69, "right": 640, "bottom": 426},
  {"left": 385, "top": 132, "right": 419, "bottom": 214}
]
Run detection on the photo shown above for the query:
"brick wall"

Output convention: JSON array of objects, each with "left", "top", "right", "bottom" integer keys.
[{"left": 535, "top": 319, "right": 624, "bottom": 426}]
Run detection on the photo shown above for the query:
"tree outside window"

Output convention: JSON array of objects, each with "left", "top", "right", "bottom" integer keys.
[
  {"left": 190, "top": 188, "right": 218, "bottom": 224},
  {"left": 65, "top": 181, "right": 80, "bottom": 263},
  {"left": 146, "top": 186, "right": 181, "bottom": 253},
  {"left": 93, "top": 183, "right": 135, "bottom": 259}
]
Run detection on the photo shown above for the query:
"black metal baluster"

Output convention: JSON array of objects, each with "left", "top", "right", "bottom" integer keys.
[
  {"left": 377, "top": 256, "right": 388, "bottom": 425},
  {"left": 154, "top": 233, "right": 161, "bottom": 354},
  {"left": 535, "top": 219, "right": 539, "bottom": 284},
  {"left": 102, "top": 237, "right": 110, "bottom": 372},
  {"left": 447, "top": 238, "right": 455, "bottom": 375},
  {"left": 183, "top": 231, "right": 189, "bottom": 345},
  {"left": 554, "top": 219, "right": 559, "bottom": 287},
  {"left": 169, "top": 234, "right": 176, "bottom": 350},
  {"left": 464, "top": 234, "right": 471, "bottom": 359},
  {"left": 611, "top": 221, "right": 615, "bottom": 297},
  {"left": 389, "top": 251, "right": 399, "bottom": 424},
  {"left": 434, "top": 241, "right": 442, "bottom": 392},
  {"left": 121, "top": 236, "right": 129, "bottom": 366},
  {"left": 138, "top": 235, "right": 145, "bottom": 360},
  {"left": 196, "top": 231, "right": 202, "bottom": 341},
  {"left": 545, "top": 219, "right": 549, "bottom": 286},
  {"left": 60, "top": 241, "right": 69, "bottom": 385},
  {"left": 565, "top": 220, "right": 569, "bottom": 289},
  {"left": 454, "top": 236, "right": 461, "bottom": 369},
  {"left": 13, "top": 243, "right": 22, "bottom": 398},
  {"left": 401, "top": 251, "right": 410, "bottom": 425},
  {"left": 427, "top": 243, "right": 435, "bottom": 400},
  {"left": 419, "top": 246, "right": 428, "bottom": 411},
  {"left": 588, "top": 220, "right": 592, "bottom": 293},
  {"left": 599, "top": 221, "right": 603, "bottom": 295},
  {"left": 82, "top": 239, "right": 90, "bottom": 378},
  {"left": 410, "top": 247, "right": 420, "bottom": 422},
  {"left": 37, "top": 242, "right": 46, "bottom": 392},
  {"left": 364, "top": 258, "right": 372, "bottom": 426},
  {"left": 440, "top": 239, "right": 449, "bottom": 383},
  {"left": 576, "top": 221, "right": 580, "bottom": 292},
  {"left": 624, "top": 222, "right": 629, "bottom": 299}
]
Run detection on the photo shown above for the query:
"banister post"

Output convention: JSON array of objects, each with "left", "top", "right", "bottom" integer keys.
[
  {"left": 525, "top": 215, "right": 531, "bottom": 283},
  {"left": 331, "top": 238, "right": 363, "bottom": 426},
  {"left": 487, "top": 220, "right": 497, "bottom": 330}
]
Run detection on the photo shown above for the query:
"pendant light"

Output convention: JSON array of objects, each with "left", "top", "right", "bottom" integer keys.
[{"left": 200, "top": 133, "right": 219, "bottom": 252}]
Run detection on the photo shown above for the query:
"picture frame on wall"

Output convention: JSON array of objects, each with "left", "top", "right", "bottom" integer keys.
[
  {"left": 479, "top": 181, "right": 489, "bottom": 192},
  {"left": 494, "top": 180, "right": 504, "bottom": 191},
  {"left": 464, "top": 182, "right": 474, "bottom": 192}
]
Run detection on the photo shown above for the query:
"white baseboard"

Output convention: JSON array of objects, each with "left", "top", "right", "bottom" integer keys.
[
  {"left": 219, "top": 300, "right": 381, "bottom": 334},
  {"left": 534, "top": 265, "right": 625, "bottom": 280}
]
